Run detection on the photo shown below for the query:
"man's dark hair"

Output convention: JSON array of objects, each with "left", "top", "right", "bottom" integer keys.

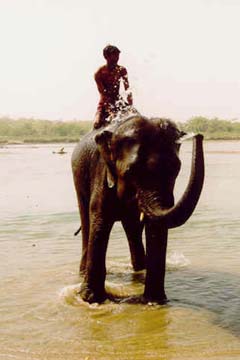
[{"left": 103, "top": 45, "right": 120, "bottom": 59}]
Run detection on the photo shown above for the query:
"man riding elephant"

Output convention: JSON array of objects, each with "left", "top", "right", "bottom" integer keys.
[{"left": 93, "top": 45, "right": 133, "bottom": 129}]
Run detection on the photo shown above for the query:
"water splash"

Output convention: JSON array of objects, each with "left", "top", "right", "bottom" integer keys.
[
  {"left": 58, "top": 283, "right": 84, "bottom": 306},
  {"left": 59, "top": 254, "right": 189, "bottom": 308},
  {"left": 167, "top": 251, "right": 191, "bottom": 270},
  {"left": 104, "top": 92, "right": 140, "bottom": 125}
]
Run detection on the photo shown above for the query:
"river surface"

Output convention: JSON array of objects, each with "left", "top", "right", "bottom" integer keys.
[{"left": 0, "top": 140, "right": 240, "bottom": 359}]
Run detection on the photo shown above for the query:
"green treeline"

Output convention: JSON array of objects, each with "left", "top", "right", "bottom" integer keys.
[
  {"left": 178, "top": 116, "right": 240, "bottom": 140},
  {"left": 0, "top": 116, "right": 240, "bottom": 144},
  {"left": 0, "top": 118, "right": 92, "bottom": 143}
]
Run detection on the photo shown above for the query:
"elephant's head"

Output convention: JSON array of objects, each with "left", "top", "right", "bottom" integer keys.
[{"left": 95, "top": 115, "right": 204, "bottom": 229}]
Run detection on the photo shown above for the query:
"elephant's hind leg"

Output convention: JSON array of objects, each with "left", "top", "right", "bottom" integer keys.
[
  {"left": 121, "top": 217, "right": 145, "bottom": 271},
  {"left": 78, "top": 196, "right": 89, "bottom": 273}
]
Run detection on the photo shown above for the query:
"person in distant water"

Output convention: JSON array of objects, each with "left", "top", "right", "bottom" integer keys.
[{"left": 93, "top": 45, "right": 133, "bottom": 129}]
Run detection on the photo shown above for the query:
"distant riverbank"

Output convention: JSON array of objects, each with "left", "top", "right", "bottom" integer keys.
[
  {"left": 1, "top": 116, "right": 240, "bottom": 144},
  {"left": 1, "top": 138, "right": 82, "bottom": 145},
  {"left": 0, "top": 118, "right": 92, "bottom": 145}
]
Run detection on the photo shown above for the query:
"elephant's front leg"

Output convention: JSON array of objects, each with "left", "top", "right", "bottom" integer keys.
[
  {"left": 144, "top": 219, "right": 168, "bottom": 303},
  {"left": 79, "top": 216, "right": 114, "bottom": 303}
]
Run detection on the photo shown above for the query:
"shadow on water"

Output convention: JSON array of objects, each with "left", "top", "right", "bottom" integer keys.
[{"left": 100, "top": 267, "right": 240, "bottom": 337}]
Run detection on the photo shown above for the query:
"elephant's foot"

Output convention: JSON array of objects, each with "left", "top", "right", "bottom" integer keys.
[
  {"left": 143, "top": 290, "right": 168, "bottom": 305},
  {"left": 79, "top": 282, "right": 107, "bottom": 304}
]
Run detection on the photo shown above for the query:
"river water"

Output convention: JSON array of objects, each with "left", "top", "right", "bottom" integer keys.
[{"left": 0, "top": 140, "right": 240, "bottom": 359}]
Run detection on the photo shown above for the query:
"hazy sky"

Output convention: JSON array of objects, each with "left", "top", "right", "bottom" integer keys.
[{"left": 1, "top": 0, "right": 240, "bottom": 121}]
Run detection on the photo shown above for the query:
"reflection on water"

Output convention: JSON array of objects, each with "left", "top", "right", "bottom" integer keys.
[{"left": 0, "top": 141, "right": 240, "bottom": 359}]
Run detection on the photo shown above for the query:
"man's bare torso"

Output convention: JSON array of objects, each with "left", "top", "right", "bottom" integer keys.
[{"left": 95, "top": 64, "right": 127, "bottom": 102}]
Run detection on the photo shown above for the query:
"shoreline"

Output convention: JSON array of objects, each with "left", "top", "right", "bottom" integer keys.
[
  {"left": 1, "top": 137, "right": 240, "bottom": 145},
  {"left": 0, "top": 139, "right": 80, "bottom": 145}
]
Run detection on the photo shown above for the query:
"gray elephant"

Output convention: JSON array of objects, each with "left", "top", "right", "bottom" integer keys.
[{"left": 71, "top": 115, "right": 204, "bottom": 303}]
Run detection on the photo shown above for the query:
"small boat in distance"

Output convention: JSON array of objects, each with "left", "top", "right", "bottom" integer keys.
[{"left": 52, "top": 147, "right": 67, "bottom": 155}]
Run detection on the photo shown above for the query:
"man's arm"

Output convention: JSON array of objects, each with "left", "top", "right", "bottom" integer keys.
[
  {"left": 94, "top": 69, "right": 106, "bottom": 97},
  {"left": 121, "top": 67, "right": 133, "bottom": 105}
]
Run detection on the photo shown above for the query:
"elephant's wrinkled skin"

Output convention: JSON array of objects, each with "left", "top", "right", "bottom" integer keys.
[{"left": 71, "top": 115, "right": 204, "bottom": 303}]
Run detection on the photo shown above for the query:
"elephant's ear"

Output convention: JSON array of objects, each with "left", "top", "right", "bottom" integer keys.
[{"left": 95, "top": 130, "right": 116, "bottom": 188}]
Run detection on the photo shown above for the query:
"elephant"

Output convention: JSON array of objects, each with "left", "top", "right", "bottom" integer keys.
[{"left": 71, "top": 115, "right": 204, "bottom": 304}]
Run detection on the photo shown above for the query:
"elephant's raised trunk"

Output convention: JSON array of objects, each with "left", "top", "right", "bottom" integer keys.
[{"left": 138, "top": 134, "right": 204, "bottom": 228}]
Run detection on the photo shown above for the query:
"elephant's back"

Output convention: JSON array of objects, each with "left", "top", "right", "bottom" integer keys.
[{"left": 71, "top": 130, "right": 100, "bottom": 182}]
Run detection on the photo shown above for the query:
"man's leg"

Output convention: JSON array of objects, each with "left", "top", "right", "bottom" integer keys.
[
  {"left": 94, "top": 101, "right": 109, "bottom": 129},
  {"left": 93, "top": 110, "right": 103, "bottom": 129}
]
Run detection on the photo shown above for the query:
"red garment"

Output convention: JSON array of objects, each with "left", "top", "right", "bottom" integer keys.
[{"left": 94, "top": 95, "right": 126, "bottom": 126}]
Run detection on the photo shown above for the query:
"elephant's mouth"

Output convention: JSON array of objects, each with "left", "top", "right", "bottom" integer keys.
[
  {"left": 137, "top": 135, "right": 204, "bottom": 229},
  {"left": 137, "top": 189, "right": 174, "bottom": 213}
]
